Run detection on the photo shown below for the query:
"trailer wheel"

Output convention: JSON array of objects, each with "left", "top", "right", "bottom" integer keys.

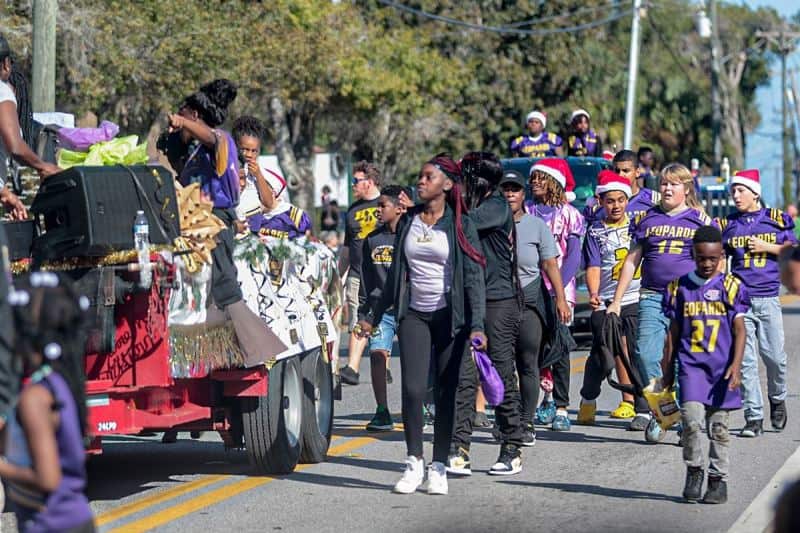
[
  {"left": 241, "top": 356, "right": 303, "bottom": 474},
  {"left": 299, "top": 347, "right": 334, "bottom": 463}
]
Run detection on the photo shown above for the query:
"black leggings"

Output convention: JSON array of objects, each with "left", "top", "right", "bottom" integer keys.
[
  {"left": 398, "top": 307, "right": 468, "bottom": 463},
  {"left": 516, "top": 306, "right": 544, "bottom": 425}
]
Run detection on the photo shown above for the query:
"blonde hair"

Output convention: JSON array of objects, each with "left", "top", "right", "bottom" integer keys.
[
  {"left": 660, "top": 162, "right": 705, "bottom": 213},
  {"left": 530, "top": 170, "right": 567, "bottom": 207}
]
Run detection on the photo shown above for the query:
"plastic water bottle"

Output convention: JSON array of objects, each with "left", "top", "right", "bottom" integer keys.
[
  {"left": 133, "top": 210, "right": 152, "bottom": 289},
  {"left": 721, "top": 157, "right": 730, "bottom": 182}
]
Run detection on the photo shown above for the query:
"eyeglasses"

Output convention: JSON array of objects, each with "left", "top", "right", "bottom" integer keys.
[{"left": 352, "top": 176, "right": 370, "bottom": 186}]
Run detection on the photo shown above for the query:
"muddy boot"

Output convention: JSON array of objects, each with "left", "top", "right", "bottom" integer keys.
[
  {"left": 683, "top": 466, "right": 704, "bottom": 502},
  {"left": 702, "top": 476, "right": 727, "bottom": 504}
]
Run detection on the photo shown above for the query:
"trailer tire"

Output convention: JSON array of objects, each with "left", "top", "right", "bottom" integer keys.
[
  {"left": 299, "top": 347, "right": 334, "bottom": 463},
  {"left": 241, "top": 357, "right": 303, "bottom": 474}
]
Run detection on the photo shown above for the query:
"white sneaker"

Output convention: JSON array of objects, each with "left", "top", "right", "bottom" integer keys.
[
  {"left": 393, "top": 456, "right": 425, "bottom": 494},
  {"left": 426, "top": 461, "right": 448, "bottom": 495}
]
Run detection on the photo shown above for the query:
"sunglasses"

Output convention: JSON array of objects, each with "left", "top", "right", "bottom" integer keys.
[{"left": 352, "top": 176, "right": 370, "bottom": 186}]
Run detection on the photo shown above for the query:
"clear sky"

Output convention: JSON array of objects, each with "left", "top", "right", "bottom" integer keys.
[{"left": 742, "top": 0, "right": 798, "bottom": 206}]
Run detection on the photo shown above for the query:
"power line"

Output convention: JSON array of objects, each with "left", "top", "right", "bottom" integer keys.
[
  {"left": 503, "top": 1, "right": 624, "bottom": 28},
  {"left": 645, "top": 15, "right": 698, "bottom": 84},
  {"left": 374, "top": 0, "right": 630, "bottom": 36}
]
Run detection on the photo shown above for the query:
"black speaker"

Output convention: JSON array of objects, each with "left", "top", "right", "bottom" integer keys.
[
  {"left": 31, "top": 165, "right": 181, "bottom": 260},
  {"left": 1, "top": 220, "right": 36, "bottom": 261}
]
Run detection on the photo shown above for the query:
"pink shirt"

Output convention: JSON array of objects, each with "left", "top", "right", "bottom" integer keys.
[{"left": 525, "top": 200, "right": 585, "bottom": 304}]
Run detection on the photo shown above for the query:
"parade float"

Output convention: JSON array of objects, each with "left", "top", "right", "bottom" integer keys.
[{"left": 8, "top": 153, "right": 342, "bottom": 474}]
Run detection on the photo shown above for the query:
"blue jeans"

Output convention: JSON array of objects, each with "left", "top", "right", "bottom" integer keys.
[
  {"left": 635, "top": 292, "right": 670, "bottom": 383},
  {"left": 741, "top": 296, "right": 788, "bottom": 421}
]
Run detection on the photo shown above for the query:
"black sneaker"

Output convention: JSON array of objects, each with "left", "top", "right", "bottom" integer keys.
[
  {"left": 702, "top": 476, "right": 727, "bottom": 504},
  {"left": 520, "top": 428, "right": 536, "bottom": 447},
  {"left": 366, "top": 406, "right": 394, "bottom": 432},
  {"left": 339, "top": 365, "right": 360, "bottom": 385},
  {"left": 739, "top": 419, "right": 763, "bottom": 438},
  {"left": 473, "top": 411, "right": 492, "bottom": 428},
  {"left": 770, "top": 400, "right": 787, "bottom": 431},
  {"left": 386, "top": 368, "right": 393, "bottom": 385},
  {"left": 445, "top": 447, "right": 472, "bottom": 476},
  {"left": 683, "top": 466, "right": 704, "bottom": 503},
  {"left": 489, "top": 444, "right": 522, "bottom": 475}
]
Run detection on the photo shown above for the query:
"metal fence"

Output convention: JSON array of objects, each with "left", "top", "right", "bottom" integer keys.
[{"left": 700, "top": 189, "right": 736, "bottom": 220}]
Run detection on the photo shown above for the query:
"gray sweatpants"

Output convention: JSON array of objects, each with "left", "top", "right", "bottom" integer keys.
[{"left": 681, "top": 401, "right": 732, "bottom": 480}]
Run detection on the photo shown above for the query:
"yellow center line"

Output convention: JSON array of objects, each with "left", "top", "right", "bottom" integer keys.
[
  {"left": 100, "top": 354, "right": 591, "bottom": 530},
  {"left": 95, "top": 475, "right": 231, "bottom": 526},
  {"left": 95, "top": 434, "right": 349, "bottom": 527},
  {"left": 107, "top": 435, "right": 379, "bottom": 533}
]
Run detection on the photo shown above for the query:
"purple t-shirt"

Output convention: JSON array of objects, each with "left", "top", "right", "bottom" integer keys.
[
  {"left": 249, "top": 205, "right": 312, "bottom": 240},
  {"left": 178, "top": 129, "right": 241, "bottom": 209},
  {"left": 509, "top": 132, "right": 563, "bottom": 158},
  {"left": 583, "top": 188, "right": 661, "bottom": 225},
  {"left": 719, "top": 208, "right": 798, "bottom": 298},
  {"left": 663, "top": 272, "right": 749, "bottom": 409},
  {"left": 630, "top": 206, "right": 715, "bottom": 292}
]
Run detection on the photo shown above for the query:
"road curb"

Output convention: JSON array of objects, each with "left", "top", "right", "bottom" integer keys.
[{"left": 728, "top": 444, "right": 800, "bottom": 533}]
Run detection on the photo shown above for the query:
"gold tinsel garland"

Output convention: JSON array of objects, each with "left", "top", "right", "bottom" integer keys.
[{"left": 10, "top": 246, "right": 174, "bottom": 275}]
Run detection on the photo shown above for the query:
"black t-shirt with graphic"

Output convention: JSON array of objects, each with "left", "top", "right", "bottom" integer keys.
[{"left": 345, "top": 196, "right": 379, "bottom": 280}]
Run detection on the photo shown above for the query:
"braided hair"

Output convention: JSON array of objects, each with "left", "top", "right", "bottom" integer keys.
[
  {"left": 427, "top": 153, "right": 486, "bottom": 268},
  {"left": 8, "top": 68, "right": 34, "bottom": 147},
  {"left": 10, "top": 272, "right": 90, "bottom": 438},
  {"left": 461, "top": 151, "right": 503, "bottom": 210},
  {"left": 181, "top": 79, "right": 238, "bottom": 128}
]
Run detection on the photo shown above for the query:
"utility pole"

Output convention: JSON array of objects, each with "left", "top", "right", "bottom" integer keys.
[
  {"left": 782, "top": 35, "right": 792, "bottom": 204},
  {"left": 622, "top": 0, "right": 642, "bottom": 150},
  {"left": 709, "top": 0, "right": 722, "bottom": 175},
  {"left": 756, "top": 27, "right": 800, "bottom": 206},
  {"left": 32, "top": 0, "right": 57, "bottom": 113}
]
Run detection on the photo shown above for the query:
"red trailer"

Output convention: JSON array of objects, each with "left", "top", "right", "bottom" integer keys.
[{"left": 82, "top": 264, "right": 335, "bottom": 474}]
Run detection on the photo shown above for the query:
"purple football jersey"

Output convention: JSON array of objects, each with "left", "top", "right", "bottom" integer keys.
[
  {"left": 584, "top": 188, "right": 660, "bottom": 225},
  {"left": 719, "top": 208, "right": 798, "bottom": 297},
  {"left": 249, "top": 205, "right": 312, "bottom": 240},
  {"left": 509, "top": 132, "right": 563, "bottom": 158},
  {"left": 663, "top": 272, "right": 749, "bottom": 408},
  {"left": 630, "top": 207, "right": 715, "bottom": 292}
]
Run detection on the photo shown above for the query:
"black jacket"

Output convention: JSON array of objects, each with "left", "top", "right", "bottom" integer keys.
[
  {"left": 360, "top": 203, "right": 486, "bottom": 335},
  {"left": 471, "top": 191, "right": 516, "bottom": 301},
  {"left": 524, "top": 277, "right": 575, "bottom": 369}
]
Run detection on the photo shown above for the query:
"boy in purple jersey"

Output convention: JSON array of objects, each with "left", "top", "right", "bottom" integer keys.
[
  {"left": 662, "top": 226, "right": 748, "bottom": 504},
  {"left": 509, "top": 110, "right": 564, "bottom": 158},
  {"left": 583, "top": 150, "right": 660, "bottom": 225},
  {"left": 718, "top": 169, "right": 797, "bottom": 438},
  {"left": 609, "top": 164, "right": 715, "bottom": 394}
]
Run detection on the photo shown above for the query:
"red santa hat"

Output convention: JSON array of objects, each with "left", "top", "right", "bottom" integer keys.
[
  {"left": 262, "top": 166, "right": 287, "bottom": 198},
  {"left": 530, "top": 158, "right": 576, "bottom": 202},
  {"left": 525, "top": 110, "right": 547, "bottom": 128},
  {"left": 595, "top": 170, "right": 631, "bottom": 198},
  {"left": 602, "top": 150, "right": 615, "bottom": 161},
  {"left": 730, "top": 169, "right": 760, "bottom": 196}
]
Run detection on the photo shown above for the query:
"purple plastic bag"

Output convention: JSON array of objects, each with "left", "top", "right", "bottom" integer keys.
[
  {"left": 57, "top": 120, "right": 119, "bottom": 151},
  {"left": 472, "top": 338, "right": 504, "bottom": 406}
]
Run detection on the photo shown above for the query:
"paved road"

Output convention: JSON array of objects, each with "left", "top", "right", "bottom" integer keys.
[{"left": 4, "top": 300, "right": 800, "bottom": 533}]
